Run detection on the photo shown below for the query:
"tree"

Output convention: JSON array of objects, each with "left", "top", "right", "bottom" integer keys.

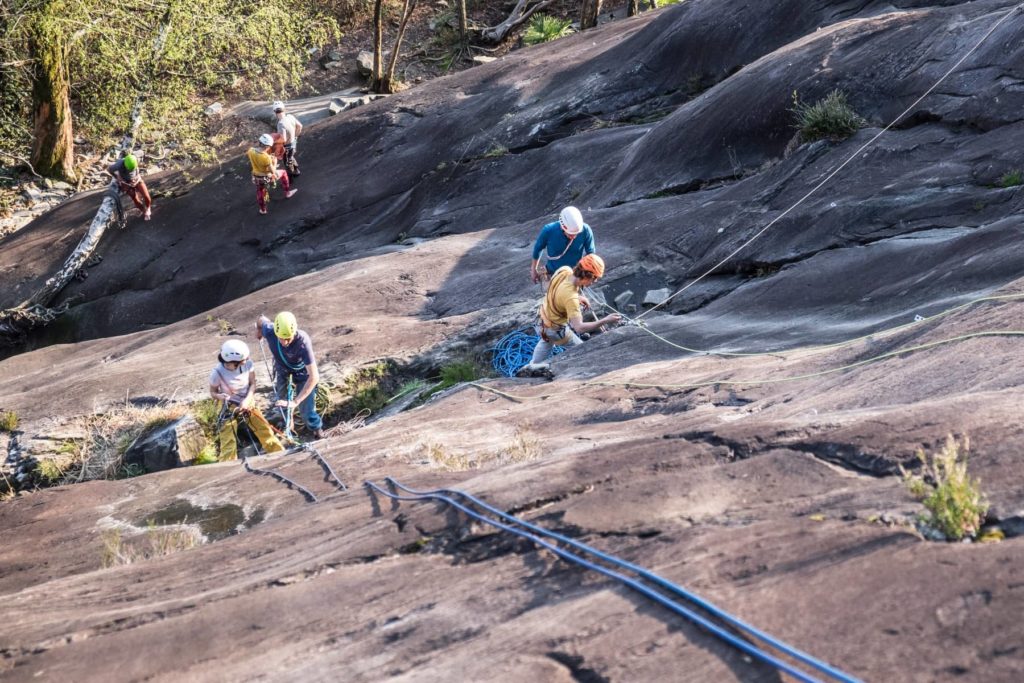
[
  {"left": 376, "top": 0, "right": 419, "bottom": 94},
  {"left": 580, "top": 0, "right": 602, "bottom": 31},
  {"left": 480, "top": 0, "right": 558, "bottom": 43},
  {"left": 27, "top": 1, "right": 75, "bottom": 181},
  {"left": 628, "top": 0, "right": 639, "bottom": 17},
  {"left": 371, "top": 0, "right": 384, "bottom": 87}
]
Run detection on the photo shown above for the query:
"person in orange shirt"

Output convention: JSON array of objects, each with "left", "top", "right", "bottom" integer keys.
[{"left": 247, "top": 133, "right": 297, "bottom": 214}]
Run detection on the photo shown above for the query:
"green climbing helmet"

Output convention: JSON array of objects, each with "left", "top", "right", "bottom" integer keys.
[
  {"left": 274, "top": 311, "right": 298, "bottom": 339},
  {"left": 123, "top": 154, "right": 137, "bottom": 172}
]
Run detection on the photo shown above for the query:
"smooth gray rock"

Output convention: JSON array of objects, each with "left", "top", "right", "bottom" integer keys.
[
  {"left": 123, "top": 416, "right": 205, "bottom": 472},
  {"left": 356, "top": 51, "right": 374, "bottom": 77},
  {"left": 643, "top": 288, "right": 671, "bottom": 306}
]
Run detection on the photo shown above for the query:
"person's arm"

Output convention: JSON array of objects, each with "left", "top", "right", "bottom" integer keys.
[
  {"left": 584, "top": 227, "right": 596, "bottom": 255},
  {"left": 210, "top": 382, "right": 229, "bottom": 402},
  {"left": 568, "top": 312, "right": 621, "bottom": 335},
  {"left": 531, "top": 228, "right": 548, "bottom": 283},
  {"left": 255, "top": 315, "right": 270, "bottom": 340},
  {"left": 294, "top": 119, "right": 303, "bottom": 138}
]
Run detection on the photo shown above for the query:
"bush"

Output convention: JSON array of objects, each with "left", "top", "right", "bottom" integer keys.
[
  {"left": 523, "top": 15, "right": 573, "bottom": 45},
  {"left": 193, "top": 444, "right": 220, "bottom": 465},
  {"left": 0, "top": 410, "right": 18, "bottom": 432},
  {"left": 999, "top": 170, "right": 1023, "bottom": 188},
  {"left": 191, "top": 399, "right": 224, "bottom": 439},
  {"left": 101, "top": 523, "right": 203, "bottom": 568},
  {"left": 792, "top": 89, "right": 866, "bottom": 143},
  {"left": 900, "top": 435, "right": 988, "bottom": 541}
]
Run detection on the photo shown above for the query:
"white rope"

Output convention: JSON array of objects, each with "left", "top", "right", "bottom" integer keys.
[{"left": 638, "top": 2, "right": 1024, "bottom": 319}]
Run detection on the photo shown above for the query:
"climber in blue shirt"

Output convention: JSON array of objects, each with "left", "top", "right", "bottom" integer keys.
[{"left": 530, "top": 206, "right": 596, "bottom": 288}]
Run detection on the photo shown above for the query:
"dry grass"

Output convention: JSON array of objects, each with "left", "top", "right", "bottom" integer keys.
[
  {"left": 417, "top": 423, "right": 542, "bottom": 472},
  {"left": 34, "top": 404, "right": 187, "bottom": 486},
  {"left": 0, "top": 410, "right": 18, "bottom": 432},
  {"left": 101, "top": 523, "right": 203, "bottom": 568}
]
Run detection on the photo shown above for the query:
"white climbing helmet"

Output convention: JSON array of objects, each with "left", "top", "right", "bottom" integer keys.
[
  {"left": 272, "top": 100, "right": 286, "bottom": 113},
  {"left": 220, "top": 339, "right": 250, "bottom": 363},
  {"left": 559, "top": 206, "right": 584, "bottom": 235},
  {"left": 258, "top": 133, "right": 274, "bottom": 146}
]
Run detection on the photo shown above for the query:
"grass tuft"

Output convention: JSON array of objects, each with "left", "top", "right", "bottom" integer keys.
[
  {"left": 0, "top": 410, "right": 18, "bottom": 432},
  {"left": 101, "top": 522, "right": 203, "bottom": 568},
  {"left": 999, "top": 169, "right": 1023, "bottom": 188},
  {"left": 792, "top": 89, "right": 866, "bottom": 143},
  {"left": 523, "top": 14, "right": 573, "bottom": 45},
  {"left": 900, "top": 435, "right": 988, "bottom": 541}
]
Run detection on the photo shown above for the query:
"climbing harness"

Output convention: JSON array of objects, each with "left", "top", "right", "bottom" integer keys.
[
  {"left": 491, "top": 328, "right": 566, "bottom": 377},
  {"left": 364, "top": 477, "right": 861, "bottom": 683},
  {"left": 637, "top": 3, "right": 1024, "bottom": 322}
]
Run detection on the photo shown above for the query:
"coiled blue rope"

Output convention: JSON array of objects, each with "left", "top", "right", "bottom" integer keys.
[
  {"left": 491, "top": 327, "right": 565, "bottom": 377},
  {"left": 364, "top": 478, "right": 861, "bottom": 683}
]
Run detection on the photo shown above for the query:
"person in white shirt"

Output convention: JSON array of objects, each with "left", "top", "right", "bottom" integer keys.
[
  {"left": 273, "top": 101, "right": 303, "bottom": 177},
  {"left": 208, "top": 339, "right": 285, "bottom": 460}
]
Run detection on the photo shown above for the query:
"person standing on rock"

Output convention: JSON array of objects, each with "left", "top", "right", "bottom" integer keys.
[
  {"left": 247, "top": 133, "right": 297, "bottom": 215},
  {"left": 107, "top": 152, "right": 152, "bottom": 221},
  {"left": 530, "top": 206, "right": 596, "bottom": 288},
  {"left": 255, "top": 311, "right": 325, "bottom": 440},
  {"left": 209, "top": 339, "right": 285, "bottom": 461},
  {"left": 273, "top": 101, "right": 302, "bottom": 177},
  {"left": 520, "top": 254, "right": 621, "bottom": 373}
]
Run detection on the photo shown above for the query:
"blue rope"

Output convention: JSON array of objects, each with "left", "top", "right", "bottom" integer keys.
[
  {"left": 491, "top": 328, "right": 565, "bottom": 377},
  {"left": 364, "top": 478, "right": 861, "bottom": 683}
]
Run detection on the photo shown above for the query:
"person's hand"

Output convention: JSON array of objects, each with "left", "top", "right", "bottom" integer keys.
[
  {"left": 604, "top": 314, "right": 622, "bottom": 326},
  {"left": 215, "top": 393, "right": 230, "bottom": 401},
  {"left": 242, "top": 394, "right": 255, "bottom": 409},
  {"left": 275, "top": 399, "right": 294, "bottom": 408},
  {"left": 531, "top": 267, "right": 540, "bottom": 284},
  {"left": 580, "top": 295, "right": 590, "bottom": 310}
]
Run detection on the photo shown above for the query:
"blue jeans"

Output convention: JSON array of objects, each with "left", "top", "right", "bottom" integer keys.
[{"left": 274, "top": 372, "right": 322, "bottom": 430}]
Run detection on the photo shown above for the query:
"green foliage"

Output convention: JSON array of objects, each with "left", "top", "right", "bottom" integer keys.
[
  {"left": 792, "top": 89, "right": 866, "bottom": 143},
  {"left": 483, "top": 144, "right": 508, "bottom": 158},
  {"left": 345, "top": 361, "right": 395, "bottom": 415},
  {"left": 900, "top": 435, "right": 988, "bottom": 541},
  {"left": 191, "top": 398, "right": 223, "bottom": 439},
  {"left": 193, "top": 444, "right": 219, "bottom": 465},
  {"left": 999, "top": 170, "right": 1023, "bottom": 188},
  {"left": 34, "top": 457, "right": 69, "bottom": 484},
  {"left": 1, "top": 0, "right": 340, "bottom": 164},
  {"left": 523, "top": 14, "right": 572, "bottom": 45},
  {"left": 117, "top": 463, "right": 146, "bottom": 478},
  {"left": 0, "top": 410, "right": 18, "bottom": 432}
]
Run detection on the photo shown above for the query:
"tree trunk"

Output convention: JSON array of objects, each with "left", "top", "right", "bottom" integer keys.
[
  {"left": 28, "top": 4, "right": 76, "bottom": 183},
  {"left": 480, "top": 0, "right": 558, "bottom": 43},
  {"left": 380, "top": 0, "right": 419, "bottom": 94},
  {"left": 456, "top": 0, "right": 468, "bottom": 46},
  {"left": 371, "top": 0, "right": 384, "bottom": 92},
  {"left": 627, "top": 0, "right": 639, "bottom": 16},
  {"left": 580, "top": 0, "right": 603, "bottom": 31},
  {"left": 649, "top": 0, "right": 657, "bottom": 8}
]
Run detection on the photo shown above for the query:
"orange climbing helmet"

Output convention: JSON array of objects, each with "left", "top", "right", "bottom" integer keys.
[{"left": 576, "top": 253, "right": 605, "bottom": 279}]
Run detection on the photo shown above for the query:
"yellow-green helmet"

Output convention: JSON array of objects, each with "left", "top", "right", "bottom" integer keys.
[
  {"left": 274, "top": 311, "right": 298, "bottom": 339},
  {"left": 123, "top": 154, "right": 137, "bottom": 171}
]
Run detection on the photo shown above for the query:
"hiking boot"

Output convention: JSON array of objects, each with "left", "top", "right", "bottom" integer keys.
[
  {"left": 285, "top": 189, "right": 298, "bottom": 199},
  {"left": 312, "top": 428, "right": 326, "bottom": 440},
  {"left": 259, "top": 208, "right": 268, "bottom": 215}
]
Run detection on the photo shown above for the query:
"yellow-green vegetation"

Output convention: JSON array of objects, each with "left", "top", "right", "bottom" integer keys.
[
  {"left": 483, "top": 144, "right": 509, "bottom": 158},
  {"left": 0, "top": 410, "right": 18, "bottom": 432},
  {"left": 193, "top": 444, "right": 220, "bottom": 465},
  {"left": 999, "top": 169, "right": 1023, "bottom": 188},
  {"left": 344, "top": 361, "right": 396, "bottom": 415},
  {"left": 523, "top": 14, "right": 573, "bottom": 45},
  {"left": 191, "top": 398, "right": 223, "bottom": 437},
  {"left": 792, "top": 89, "right": 866, "bottom": 143},
  {"left": 101, "top": 522, "right": 203, "bottom": 568},
  {"left": 900, "top": 435, "right": 988, "bottom": 541}
]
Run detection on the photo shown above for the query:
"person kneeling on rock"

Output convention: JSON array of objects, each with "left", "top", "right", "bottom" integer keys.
[
  {"left": 256, "top": 311, "right": 325, "bottom": 440},
  {"left": 209, "top": 339, "right": 285, "bottom": 461},
  {"left": 519, "top": 254, "right": 620, "bottom": 375}
]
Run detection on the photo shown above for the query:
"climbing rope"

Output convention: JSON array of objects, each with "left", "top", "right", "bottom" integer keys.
[
  {"left": 491, "top": 327, "right": 565, "bottom": 377},
  {"left": 637, "top": 3, "right": 1024, "bottom": 321},
  {"left": 364, "top": 477, "right": 860, "bottom": 683},
  {"left": 468, "top": 328, "right": 1024, "bottom": 401}
]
